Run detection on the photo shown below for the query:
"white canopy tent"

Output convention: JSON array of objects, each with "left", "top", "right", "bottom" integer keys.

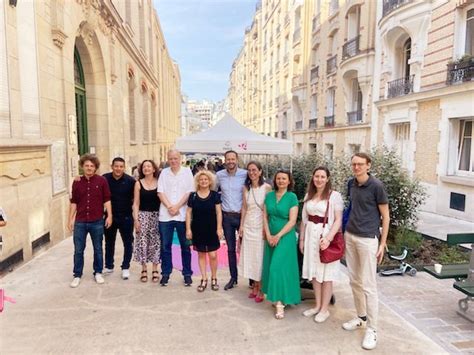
[{"left": 176, "top": 113, "right": 293, "bottom": 155}]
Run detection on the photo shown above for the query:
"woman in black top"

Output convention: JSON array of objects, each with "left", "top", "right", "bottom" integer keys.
[
  {"left": 132, "top": 160, "right": 161, "bottom": 283},
  {"left": 186, "top": 170, "right": 223, "bottom": 292}
]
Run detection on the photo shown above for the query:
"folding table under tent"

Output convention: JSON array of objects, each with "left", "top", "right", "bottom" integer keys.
[{"left": 175, "top": 113, "right": 293, "bottom": 156}]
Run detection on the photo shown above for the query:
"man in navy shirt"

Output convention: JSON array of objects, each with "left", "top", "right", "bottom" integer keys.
[{"left": 102, "top": 157, "right": 136, "bottom": 280}]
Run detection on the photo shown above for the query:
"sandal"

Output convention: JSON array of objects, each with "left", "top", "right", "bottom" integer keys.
[
  {"left": 275, "top": 303, "right": 285, "bottom": 320},
  {"left": 197, "top": 279, "right": 208, "bottom": 292},
  {"left": 140, "top": 270, "right": 148, "bottom": 283},
  {"left": 211, "top": 278, "right": 219, "bottom": 291},
  {"left": 152, "top": 271, "right": 159, "bottom": 283}
]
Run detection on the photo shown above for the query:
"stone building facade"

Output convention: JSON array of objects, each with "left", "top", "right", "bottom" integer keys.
[
  {"left": 0, "top": 0, "right": 181, "bottom": 269},
  {"left": 373, "top": 0, "right": 474, "bottom": 221}
]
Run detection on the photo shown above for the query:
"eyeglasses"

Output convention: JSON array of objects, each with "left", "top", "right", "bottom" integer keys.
[{"left": 351, "top": 163, "right": 366, "bottom": 167}]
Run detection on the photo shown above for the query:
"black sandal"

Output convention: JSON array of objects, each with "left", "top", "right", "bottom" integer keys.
[
  {"left": 140, "top": 270, "right": 148, "bottom": 283},
  {"left": 211, "top": 278, "right": 219, "bottom": 291},
  {"left": 152, "top": 271, "right": 159, "bottom": 283},
  {"left": 197, "top": 279, "right": 208, "bottom": 292}
]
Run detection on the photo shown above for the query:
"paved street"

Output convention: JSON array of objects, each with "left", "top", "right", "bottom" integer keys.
[{"left": 0, "top": 237, "right": 447, "bottom": 354}]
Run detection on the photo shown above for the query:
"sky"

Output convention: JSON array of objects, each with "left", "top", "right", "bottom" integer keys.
[{"left": 153, "top": 0, "right": 257, "bottom": 103}]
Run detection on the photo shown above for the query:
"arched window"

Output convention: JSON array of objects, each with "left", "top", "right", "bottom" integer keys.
[
  {"left": 74, "top": 47, "right": 88, "bottom": 155},
  {"left": 403, "top": 38, "right": 411, "bottom": 79}
]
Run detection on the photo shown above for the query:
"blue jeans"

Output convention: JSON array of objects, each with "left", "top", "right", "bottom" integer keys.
[
  {"left": 223, "top": 213, "right": 241, "bottom": 280},
  {"left": 104, "top": 215, "right": 134, "bottom": 270},
  {"left": 159, "top": 221, "right": 192, "bottom": 277},
  {"left": 73, "top": 219, "right": 104, "bottom": 277}
]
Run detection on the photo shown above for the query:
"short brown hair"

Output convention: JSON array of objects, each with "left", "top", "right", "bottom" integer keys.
[
  {"left": 352, "top": 152, "right": 372, "bottom": 164},
  {"left": 79, "top": 154, "right": 100, "bottom": 169}
]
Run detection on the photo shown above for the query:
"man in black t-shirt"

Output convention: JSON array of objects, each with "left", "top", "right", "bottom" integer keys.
[
  {"left": 342, "top": 153, "right": 390, "bottom": 351},
  {"left": 102, "top": 157, "right": 136, "bottom": 280}
]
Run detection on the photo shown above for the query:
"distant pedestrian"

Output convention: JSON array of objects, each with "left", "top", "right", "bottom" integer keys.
[
  {"left": 299, "top": 166, "right": 343, "bottom": 323},
  {"left": 158, "top": 149, "right": 194, "bottom": 287},
  {"left": 261, "top": 169, "right": 300, "bottom": 319},
  {"left": 186, "top": 170, "right": 223, "bottom": 292},
  {"left": 239, "top": 161, "right": 271, "bottom": 303},
  {"left": 68, "top": 154, "right": 112, "bottom": 288},
  {"left": 342, "top": 153, "right": 390, "bottom": 350},
  {"left": 216, "top": 150, "right": 247, "bottom": 290},
  {"left": 133, "top": 160, "right": 161, "bottom": 283},
  {"left": 102, "top": 157, "right": 136, "bottom": 280}
]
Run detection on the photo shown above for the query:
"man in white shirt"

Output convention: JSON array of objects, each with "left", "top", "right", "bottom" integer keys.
[{"left": 158, "top": 150, "right": 194, "bottom": 286}]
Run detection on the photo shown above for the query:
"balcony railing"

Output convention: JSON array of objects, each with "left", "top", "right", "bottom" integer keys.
[
  {"left": 347, "top": 110, "right": 363, "bottom": 125},
  {"left": 326, "top": 55, "right": 337, "bottom": 75},
  {"left": 310, "top": 66, "right": 319, "bottom": 82},
  {"left": 446, "top": 60, "right": 474, "bottom": 85},
  {"left": 312, "top": 14, "right": 320, "bottom": 32},
  {"left": 309, "top": 118, "right": 317, "bottom": 128},
  {"left": 387, "top": 75, "right": 414, "bottom": 98},
  {"left": 382, "top": 0, "right": 412, "bottom": 18},
  {"left": 342, "top": 35, "right": 360, "bottom": 60},
  {"left": 293, "top": 27, "right": 301, "bottom": 43},
  {"left": 324, "top": 115, "right": 335, "bottom": 127},
  {"left": 295, "top": 120, "right": 303, "bottom": 130}
]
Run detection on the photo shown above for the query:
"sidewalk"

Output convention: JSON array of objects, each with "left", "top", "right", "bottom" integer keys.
[
  {"left": 0, "top": 237, "right": 446, "bottom": 354},
  {"left": 416, "top": 211, "right": 474, "bottom": 245}
]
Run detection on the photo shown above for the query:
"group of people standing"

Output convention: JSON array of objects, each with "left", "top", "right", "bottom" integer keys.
[{"left": 68, "top": 149, "right": 389, "bottom": 351}]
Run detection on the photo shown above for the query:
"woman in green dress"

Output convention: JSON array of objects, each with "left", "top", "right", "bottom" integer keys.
[{"left": 262, "top": 169, "right": 301, "bottom": 319}]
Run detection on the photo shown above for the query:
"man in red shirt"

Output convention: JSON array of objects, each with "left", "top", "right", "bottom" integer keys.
[{"left": 68, "top": 154, "right": 112, "bottom": 288}]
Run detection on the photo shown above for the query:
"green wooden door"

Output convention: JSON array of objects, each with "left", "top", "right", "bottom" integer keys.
[{"left": 74, "top": 47, "right": 88, "bottom": 155}]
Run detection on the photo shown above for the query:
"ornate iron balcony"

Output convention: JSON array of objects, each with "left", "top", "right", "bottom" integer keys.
[
  {"left": 342, "top": 35, "right": 360, "bottom": 60},
  {"left": 347, "top": 110, "right": 362, "bottom": 125},
  {"left": 324, "top": 115, "right": 335, "bottom": 127},
  {"left": 327, "top": 55, "right": 337, "bottom": 75},
  {"left": 382, "top": 0, "right": 412, "bottom": 18},
  {"left": 309, "top": 118, "right": 317, "bottom": 128},
  {"left": 387, "top": 75, "right": 414, "bottom": 98},
  {"left": 446, "top": 60, "right": 474, "bottom": 85}
]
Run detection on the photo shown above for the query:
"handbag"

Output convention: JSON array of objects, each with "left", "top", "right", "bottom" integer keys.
[{"left": 320, "top": 192, "right": 345, "bottom": 263}]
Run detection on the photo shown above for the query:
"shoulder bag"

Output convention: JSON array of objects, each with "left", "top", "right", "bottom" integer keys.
[{"left": 320, "top": 192, "right": 345, "bottom": 263}]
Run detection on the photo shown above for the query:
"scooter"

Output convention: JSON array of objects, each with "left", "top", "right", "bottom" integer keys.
[{"left": 380, "top": 246, "right": 417, "bottom": 277}]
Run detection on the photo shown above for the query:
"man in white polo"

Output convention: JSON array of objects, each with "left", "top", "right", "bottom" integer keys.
[{"left": 158, "top": 149, "right": 194, "bottom": 286}]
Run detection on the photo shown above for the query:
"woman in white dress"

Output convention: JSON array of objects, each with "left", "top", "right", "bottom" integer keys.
[
  {"left": 239, "top": 161, "right": 271, "bottom": 303},
  {"left": 299, "top": 166, "right": 343, "bottom": 323}
]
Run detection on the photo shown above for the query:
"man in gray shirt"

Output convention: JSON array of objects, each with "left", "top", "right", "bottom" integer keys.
[{"left": 342, "top": 152, "right": 390, "bottom": 351}]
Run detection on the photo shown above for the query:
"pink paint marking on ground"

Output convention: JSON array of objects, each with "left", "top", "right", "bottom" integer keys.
[{"left": 171, "top": 242, "right": 233, "bottom": 276}]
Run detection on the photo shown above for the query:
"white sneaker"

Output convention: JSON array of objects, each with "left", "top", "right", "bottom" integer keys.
[
  {"left": 314, "top": 310, "right": 330, "bottom": 323},
  {"left": 302, "top": 307, "right": 320, "bottom": 317},
  {"left": 122, "top": 269, "right": 130, "bottom": 280},
  {"left": 103, "top": 268, "right": 114, "bottom": 274},
  {"left": 362, "top": 328, "right": 377, "bottom": 350},
  {"left": 70, "top": 277, "right": 81, "bottom": 288},
  {"left": 94, "top": 273, "right": 105, "bottom": 284},
  {"left": 342, "top": 317, "right": 367, "bottom": 331}
]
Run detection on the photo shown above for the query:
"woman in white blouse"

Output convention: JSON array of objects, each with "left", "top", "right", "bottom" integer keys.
[{"left": 299, "top": 166, "right": 343, "bottom": 323}]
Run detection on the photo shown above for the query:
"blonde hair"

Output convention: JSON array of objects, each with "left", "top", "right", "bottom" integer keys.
[{"left": 194, "top": 170, "right": 216, "bottom": 191}]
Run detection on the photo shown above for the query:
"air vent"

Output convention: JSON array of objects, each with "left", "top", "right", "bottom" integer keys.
[
  {"left": 0, "top": 249, "right": 23, "bottom": 273},
  {"left": 32, "top": 232, "right": 51, "bottom": 252},
  {"left": 450, "top": 192, "right": 466, "bottom": 212}
]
